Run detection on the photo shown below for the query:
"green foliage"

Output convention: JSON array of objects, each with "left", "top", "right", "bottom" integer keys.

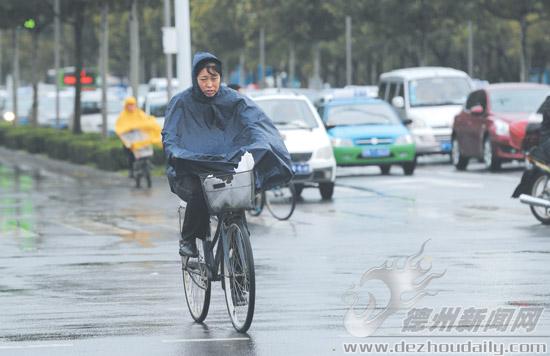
[{"left": 0, "top": 125, "right": 166, "bottom": 172}]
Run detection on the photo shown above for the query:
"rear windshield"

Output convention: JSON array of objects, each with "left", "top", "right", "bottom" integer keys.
[
  {"left": 255, "top": 99, "right": 318, "bottom": 129},
  {"left": 325, "top": 102, "right": 401, "bottom": 126},
  {"left": 489, "top": 88, "right": 549, "bottom": 113},
  {"left": 408, "top": 77, "right": 471, "bottom": 107}
]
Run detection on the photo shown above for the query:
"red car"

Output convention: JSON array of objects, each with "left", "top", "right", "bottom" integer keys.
[{"left": 451, "top": 83, "right": 550, "bottom": 171}]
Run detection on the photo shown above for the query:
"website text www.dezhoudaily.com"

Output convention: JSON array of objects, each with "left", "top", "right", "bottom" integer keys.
[{"left": 342, "top": 340, "right": 548, "bottom": 355}]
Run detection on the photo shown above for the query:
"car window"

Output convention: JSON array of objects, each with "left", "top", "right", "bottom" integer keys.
[
  {"left": 409, "top": 77, "right": 471, "bottom": 107},
  {"left": 255, "top": 99, "right": 318, "bottom": 129},
  {"left": 150, "top": 103, "right": 167, "bottom": 118},
  {"left": 378, "top": 82, "right": 387, "bottom": 100},
  {"left": 489, "top": 88, "right": 550, "bottom": 113},
  {"left": 325, "top": 102, "right": 402, "bottom": 126},
  {"left": 387, "top": 83, "right": 397, "bottom": 101}
]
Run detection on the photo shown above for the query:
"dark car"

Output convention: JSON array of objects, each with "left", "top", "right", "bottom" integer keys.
[{"left": 451, "top": 83, "right": 549, "bottom": 171}]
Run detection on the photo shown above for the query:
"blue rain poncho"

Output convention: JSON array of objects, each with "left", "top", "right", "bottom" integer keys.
[{"left": 162, "top": 52, "right": 293, "bottom": 201}]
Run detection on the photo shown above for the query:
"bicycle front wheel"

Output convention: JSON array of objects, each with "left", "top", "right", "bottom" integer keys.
[
  {"left": 222, "top": 219, "right": 255, "bottom": 332},
  {"left": 265, "top": 183, "right": 296, "bottom": 220},
  {"left": 182, "top": 241, "right": 211, "bottom": 322}
]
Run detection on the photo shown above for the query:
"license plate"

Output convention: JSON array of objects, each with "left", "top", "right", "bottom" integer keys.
[
  {"left": 361, "top": 148, "right": 390, "bottom": 158},
  {"left": 440, "top": 141, "right": 452, "bottom": 152},
  {"left": 292, "top": 163, "right": 311, "bottom": 175}
]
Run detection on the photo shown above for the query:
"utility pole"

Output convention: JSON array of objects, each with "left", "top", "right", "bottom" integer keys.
[
  {"left": 346, "top": 16, "right": 352, "bottom": 86},
  {"left": 12, "top": 28, "right": 19, "bottom": 125},
  {"left": 239, "top": 53, "right": 245, "bottom": 87},
  {"left": 0, "top": 30, "right": 3, "bottom": 87},
  {"left": 467, "top": 21, "right": 473, "bottom": 77},
  {"left": 100, "top": 2, "right": 109, "bottom": 137},
  {"left": 175, "top": 0, "right": 192, "bottom": 91},
  {"left": 129, "top": 0, "right": 140, "bottom": 98},
  {"left": 54, "top": 0, "right": 60, "bottom": 127},
  {"left": 163, "top": 0, "right": 173, "bottom": 100},
  {"left": 289, "top": 44, "right": 295, "bottom": 88},
  {"left": 259, "top": 27, "right": 265, "bottom": 88}
]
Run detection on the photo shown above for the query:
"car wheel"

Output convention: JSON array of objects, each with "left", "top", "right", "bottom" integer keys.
[
  {"left": 319, "top": 182, "right": 334, "bottom": 200},
  {"left": 483, "top": 136, "right": 501, "bottom": 171},
  {"left": 402, "top": 159, "right": 416, "bottom": 176},
  {"left": 379, "top": 165, "right": 391, "bottom": 175},
  {"left": 452, "top": 137, "right": 469, "bottom": 171}
]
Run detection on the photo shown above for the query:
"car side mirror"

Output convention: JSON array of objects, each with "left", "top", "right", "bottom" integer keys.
[
  {"left": 391, "top": 96, "right": 405, "bottom": 109},
  {"left": 470, "top": 105, "right": 484, "bottom": 115},
  {"left": 401, "top": 118, "right": 413, "bottom": 126}
]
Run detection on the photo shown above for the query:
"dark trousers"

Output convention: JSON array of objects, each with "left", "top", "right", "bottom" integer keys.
[
  {"left": 123, "top": 146, "right": 135, "bottom": 172},
  {"left": 181, "top": 190, "right": 211, "bottom": 241}
]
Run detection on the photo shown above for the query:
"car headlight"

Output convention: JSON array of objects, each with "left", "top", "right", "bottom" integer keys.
[
  {"left": 330, "top": 137, "right": 353, "bottom": 147},
  {"left": 315, "top": 145, "right": 334, "bottom": 159},
  {"left": 3, "top": 111, "right": 15, "bottom": 122},
  {"left": 494, "top": 119, "right": 509, "bottom": 136},
  {"left": 395, "top": 134, "right": 414, "bottom": 145}
]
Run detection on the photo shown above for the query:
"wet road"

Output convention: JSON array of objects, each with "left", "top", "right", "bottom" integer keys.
[{"left": 0, "top": 154, "right": 549, "bottom": 355}]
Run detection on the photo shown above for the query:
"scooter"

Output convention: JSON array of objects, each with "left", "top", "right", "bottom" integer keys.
[{"left": 517, "top": 158, "right": 550, "bottom": 224}]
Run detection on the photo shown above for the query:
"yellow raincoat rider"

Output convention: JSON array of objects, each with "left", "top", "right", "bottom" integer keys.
[{"left": 115, "top": 96, "right": 162, "bottom": 178}]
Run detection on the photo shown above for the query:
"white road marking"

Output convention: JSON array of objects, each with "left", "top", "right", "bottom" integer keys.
[
  {"left": 162, "top": 337, "right": 250, "bottom": 343},
  {"left": 0, "top": 343, "right": 73, "bottom": 349}
]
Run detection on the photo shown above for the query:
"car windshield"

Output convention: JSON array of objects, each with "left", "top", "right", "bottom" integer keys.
[
  {"left": 409, "top": 77, "right": 471, "bottom": 107},
  {"left": 325, "top": 102, "right": 401, "bottom": 126},
  {"left": 150, "top": 103, "right": 167, "bottom": 118},
  {"left": 489, "top": 88, "right": 550, "bottom": 113},
  {"left": 255, "top": 99, "right": 318, "bottom": 129}
]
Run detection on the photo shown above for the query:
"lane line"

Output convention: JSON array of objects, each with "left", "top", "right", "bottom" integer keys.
[
  {"left": 0, "top": 343, "right": 73, "bottom": 350},
  {"left": 162, "top": 337, "right": 250, "bottom": 343}
]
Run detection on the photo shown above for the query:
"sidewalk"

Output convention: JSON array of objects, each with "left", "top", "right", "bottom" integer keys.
[{"left": 0, "top": 146, "right": 127, "bottom": 184}]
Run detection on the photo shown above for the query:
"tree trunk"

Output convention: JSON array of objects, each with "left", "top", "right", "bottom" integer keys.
[
  {"left": 519, "top": 16, "right": 528, "bottom": 82},
  {"left": 72, "top": 3, "right": 85, "bottom": 134},
  {"left": 12, "top": 28, "right": 19, "bottom": 126},
  {"left": 31, "top": 31, "right": 39, "bottom": 127}
]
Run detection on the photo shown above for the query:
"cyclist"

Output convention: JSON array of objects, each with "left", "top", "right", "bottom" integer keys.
[
  {"left": 115, "top": 96, "right": 161, "bottom": 178},
  {"left": 162, "top": 52, "right": 293, "bottom": 257}
]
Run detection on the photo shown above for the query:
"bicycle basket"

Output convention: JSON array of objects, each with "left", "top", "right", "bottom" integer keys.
[{"left": 200, "top": 169, "right": 255, "bottom": 214}]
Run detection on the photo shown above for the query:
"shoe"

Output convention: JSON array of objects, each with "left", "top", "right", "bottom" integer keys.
[{"left": 179, "top": 238, "right": 198, "bottom": 258}]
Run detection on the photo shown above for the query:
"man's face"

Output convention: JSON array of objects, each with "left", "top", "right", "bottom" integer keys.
[
  {"left": 126, "top": 103, "right": 136, "bottom": 112},
  {"left": 197, "top": 67, "right": 221, "bottom": 97}
]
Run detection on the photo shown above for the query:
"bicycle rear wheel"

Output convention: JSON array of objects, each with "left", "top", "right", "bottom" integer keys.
[
  {"left": 222, "top": 218, "right": 255, "bottom": 332},
  {"left": 182, "top": 241, "right": 211, "bottom": 322},
  {"left": 265, "top": 183, "right": 296, "bottom": 220}
]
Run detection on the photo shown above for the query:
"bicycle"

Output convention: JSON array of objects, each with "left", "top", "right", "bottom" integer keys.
[
  {"left": 248, "top": 182, "right": 296, "bottom": 221},
  {"left": 179, "top": 169, "right": 256, "bottom": 332}
]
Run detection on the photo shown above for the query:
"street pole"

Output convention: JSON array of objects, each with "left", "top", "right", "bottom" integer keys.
[
  {"left": 100, "top": 3, "right": 109, "bottom": 137},
  {"left": 175, "top": 0, "right": 192, "bottom": 91},
  {"left": 346, "top": 16, "right": 352, "bottom": 86},
  {"left": 54, "top": 0, "right": 60, "bottom": 128},
  {"left": 0, "top": 30, "right": 3, "bottom": 87},
  {"left": 289, "top": 44, "right": 295, "bottom": 88},
  {"left": 12, "top": 28, "right": 19, "bottom": 125},
  {"left": 467, "top": 21, "right": 473, "bottom": 77},
  {"left": 129, "top": 0, "right": 140, "bottom": 98},
  {"left": 259, "top": 27, "right": 265, "bottom": 88},
  {"left": 239, "top": 53, "right": 245, "bottom": 87},
  {"left": 164, "top": 0, "right": 173, "bottom": 100}
]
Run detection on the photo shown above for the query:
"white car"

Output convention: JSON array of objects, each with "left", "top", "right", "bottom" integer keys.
[
  {"left": 142, "top": 91, "right": 170, "bottom": 129},
  {"left": 253, "top": 94, "right": 337, "bottom": 200}
]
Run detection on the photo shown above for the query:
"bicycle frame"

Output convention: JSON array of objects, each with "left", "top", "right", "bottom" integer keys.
[{"left": 199, "top": 211, "right": 248, "bottom": 282}]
